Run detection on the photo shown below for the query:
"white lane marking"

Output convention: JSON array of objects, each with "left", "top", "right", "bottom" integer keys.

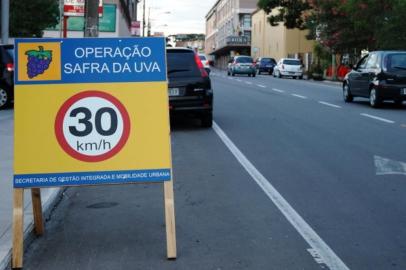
[
  {"left": 227, "top": 77, "right": 233, "bottom": 80},
  {"left": 237, "top": 79, "right": 242, "bottom": 82},
  {"left": 245, "top": 81, "right": 253, "bottom": 85},
  {"left": 374, "top": 155, "right": 406, "bottom": 176},
  {"left": 360, "top": 113, "right": 395, "bottom": 124},
  {"left": 213, "top": 122, "right": 350, "bottom": 270},
  {"left": 318, "top": 101, "right": 342, "bottom": 109},
  {"left": 272, "top": 88, "right": 285, "bottom": 93},
  {"left": 304, "top": 81, "right": 342, "bottom": 90},
  {"left": 257, "top": 84, "right": 266, "bottom": 88},
  {"left": 291, "top": 94, "right": 307, "bottom": 99},
  {"left": 307, "top": 248, "right": 326, "bottom": 265}
]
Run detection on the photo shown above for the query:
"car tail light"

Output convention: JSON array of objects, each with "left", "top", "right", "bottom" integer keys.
[
  {"left": 6, "top": 63, "right": 13, "bottom": 72},
  {"left": 194, "top": 53, "right": 208, "bottom": 78}
]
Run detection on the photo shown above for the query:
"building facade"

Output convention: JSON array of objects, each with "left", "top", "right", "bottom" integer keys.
[
  {"left": 251, "top": 9, "right": 314, "bottom": 69},
  {"left": 205, "top": 0, "right": 257, "bottom": 69}
]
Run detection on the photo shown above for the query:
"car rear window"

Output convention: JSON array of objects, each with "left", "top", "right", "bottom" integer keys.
[
  {"left": 167, "top": 49, "right": 200, "bottom": 78},
  {"left": 236, "top": 57, "right": 253, "bottom": 63},
  {"left": 0, "top": 46, "right": 14, "bottom": 63},
  {"left": 261, "top": 58, "right": 274, "bottom": 63},
  {"left": 199, "top": 55, "right": 207, "bottom": 61},
  {"left": 283, "top": 59, "right": 301, "bottom": 65},
  {"left": 384, "top": 53, "right": 406, "bottom": 71},
  {"left": 6, "top": 48, "right": 14, "bottom": 60}
]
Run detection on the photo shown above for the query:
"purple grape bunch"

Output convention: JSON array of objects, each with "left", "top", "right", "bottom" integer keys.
[{"left": 25, "top": 46, "right": 53, "bottom": 79}]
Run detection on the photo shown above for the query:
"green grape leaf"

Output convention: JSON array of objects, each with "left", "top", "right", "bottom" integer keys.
[{"left": 25, "top": 46, "right": 52, "bottom": 60}]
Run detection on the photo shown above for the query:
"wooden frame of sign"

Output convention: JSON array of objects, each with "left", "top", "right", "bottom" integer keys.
[{"left": 11, "top": 183, "right": 177, "bottom": 268}]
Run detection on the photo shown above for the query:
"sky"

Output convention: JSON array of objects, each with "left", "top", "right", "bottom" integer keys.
[{"left": 137, "top": 0, "right": 218, "bottom": 36}]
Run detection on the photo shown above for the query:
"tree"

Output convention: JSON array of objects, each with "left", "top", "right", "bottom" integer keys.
[
  {"left": 9, "top": 0, "right": 59, "bottom": 37},
  {"left": 374, "top": 0, "right": 406, "bottom": 50},
  {"left": 258, "top": 0, "right": 406, "bottom": 55},
  {"left": 257, "top": 0, "right": 310, "bottom": 29}
]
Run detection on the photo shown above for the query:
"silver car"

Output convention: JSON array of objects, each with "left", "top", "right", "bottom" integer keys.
[{"left": 273, "top": 58, "right": 304, "bottom": 79}]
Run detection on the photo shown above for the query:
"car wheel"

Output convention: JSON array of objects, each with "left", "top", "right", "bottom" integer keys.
[
  {"left": 227, "top": 71, "right": 230, "bottom": 76},
  {"left": 343, "top": 83, "right": 353, "bottom": 102},
  {"left": 0, "top": 87, "right": 10, "bottom": 110},
  {"left": 201, "top": 112, "right": 213, "bottom": 128},
  {"left": 252, "top": 73, "right": 256, "bottom": 77},
  {"left": 369, "top": 88, "right": 382, "bottom": 108},
  {"left": 299, "top": 75, "right": 303, "bottom": 80},
  {"left": 231, "top": 72, "right": 235, "bottom": 76},
  {"left": 293, "top": 76, "right": 297, "bottom": 79}
]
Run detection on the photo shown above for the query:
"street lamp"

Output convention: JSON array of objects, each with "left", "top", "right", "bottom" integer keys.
[{"left": 147, "top": 8, "right": 171, "bottom": 36}]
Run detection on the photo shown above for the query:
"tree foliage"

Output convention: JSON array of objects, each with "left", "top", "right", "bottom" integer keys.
[
  {"left": 173, "top": 34, "right": 205, "bottom": 42},
  {"left": 9, "top": 0, "right": 59, "bottom": 37},
  {"left": 257, "top": 0, "right": 406, "bottom": 54},
  {"left": 257, "top": 0, "right": 310, "bottom": 29}
]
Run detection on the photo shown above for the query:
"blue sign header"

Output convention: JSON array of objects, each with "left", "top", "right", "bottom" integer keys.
[{"left": 15, "top": 37, "right": 167, "bottom": 84}]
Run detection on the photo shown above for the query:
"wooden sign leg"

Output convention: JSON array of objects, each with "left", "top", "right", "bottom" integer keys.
[
  {"left": 31, "top": 188, "right": 44, "bottom": 235},
  {"left": 164, "top": 180, "right": 177, "bottom": 259},
  {"left": 12, "top": 188, "right": 24, "bottom": 269}
]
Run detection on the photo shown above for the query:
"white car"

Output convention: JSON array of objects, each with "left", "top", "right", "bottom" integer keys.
[
  {"left": 198, "top": 53, "right": 211, "bottom": 74},
  {"left": 273, "top": 58, "right": 303, "bottom": 79}
]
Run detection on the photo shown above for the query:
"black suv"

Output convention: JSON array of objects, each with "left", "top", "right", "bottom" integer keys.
[
  {"left": 0, "top": 44, "right": 14, "bottom": 109},
  {"left": 343, "top": 51, "right": 406, "bottom": 107},
  {"left": 167, "top": 47, "right": 213, "bottom": 127},
  {"left": 255, "top": 57, "right": 276, "bottom": 75}
]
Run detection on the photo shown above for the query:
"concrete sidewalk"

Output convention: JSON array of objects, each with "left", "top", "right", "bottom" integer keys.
[{"left": 0, "top": 109, "right": 60, "bottom": 270}]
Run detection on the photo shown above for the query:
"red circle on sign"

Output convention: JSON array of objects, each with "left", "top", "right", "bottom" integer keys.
[{"left": 55, "top": 91, "right": 131, "bottom": 162}]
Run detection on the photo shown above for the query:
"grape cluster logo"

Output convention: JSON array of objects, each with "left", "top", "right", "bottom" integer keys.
[
  {"left": 25, "top": 46, "right": 52, "bottom": 78},
  {"left": 17, "top": 42, "right": 61, "bottom": 82}
]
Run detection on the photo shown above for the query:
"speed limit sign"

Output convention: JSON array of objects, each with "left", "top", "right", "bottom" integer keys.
[
  {"left": 14, "top": 37, "right": 172, "bottom": 187},
  {"left": 55, "top": 91, "right": 131, "bottom": 162}
]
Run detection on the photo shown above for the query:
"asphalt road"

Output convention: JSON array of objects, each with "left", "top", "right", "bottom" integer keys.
[{"left": 20, "top": 71, "right": 406, "bottom": 270}]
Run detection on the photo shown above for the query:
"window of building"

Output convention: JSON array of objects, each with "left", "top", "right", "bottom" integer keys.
[
  {"left": 243, "top": 31, "right": 251, "bottom": 42},
  {"left": 242, "top": 14, "right": 251, "bottom": 28}
]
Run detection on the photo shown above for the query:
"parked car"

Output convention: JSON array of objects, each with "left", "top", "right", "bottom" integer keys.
[
  {"left": 0, "top": 44, "right": 14, "bottom": 109},
  {"left": 255, "top": 57, "right": 276, "bottom": 75},
  {"left": 198, "top": 53, "right": 211, "bottom": 74},
  {"left": 167, "top": 47, "right": 213, "bottom": 127},
  {"left": 273, "top": 58, "right": 303, "bottom": 79},
  {"left": 227, "top": 55, "right": 256, "bottom": 77},
  {"left": 343, "top": 51, "right": 406, "bottom": 108}
]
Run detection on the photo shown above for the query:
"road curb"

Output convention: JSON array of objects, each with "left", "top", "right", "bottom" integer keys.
[{"left": 0, "top": 188, "right": 62, "bottom": 270}]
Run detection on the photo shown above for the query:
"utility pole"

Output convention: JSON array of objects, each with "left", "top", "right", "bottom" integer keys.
[
  {"left": 84, "top": 0, "right": 99, "bottom": 37},
  {"left": 134, "top": 0, "right": 140, "bottom": 21},
  {"left": 1, "top": 0, "right": 10, "bottom": 44},
  {"left": 142, "top": 0, "right": 146, "bottom": 37},
  {"left": 147, "top": 7, "right": 151, "bottom": 37}
]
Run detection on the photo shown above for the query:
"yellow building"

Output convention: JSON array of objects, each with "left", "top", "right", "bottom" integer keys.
[{"left": 251, "top": 9, "right": 314, "bottom": 69}]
